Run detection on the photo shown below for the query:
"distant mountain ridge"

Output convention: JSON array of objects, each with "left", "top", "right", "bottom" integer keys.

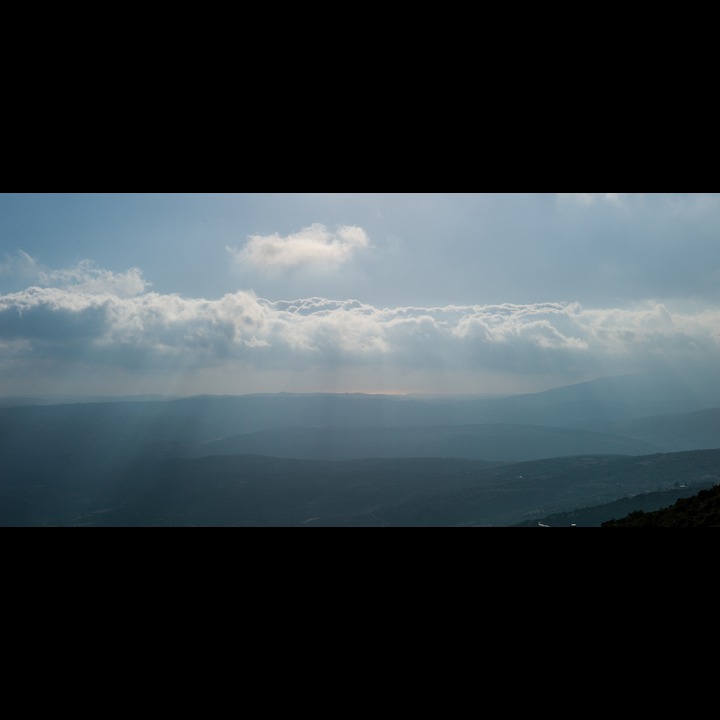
[
  {"left": 3, "top": 370, "right": 720, "bottom": 436},
  {"left": 187, "top": 424, "right": 658, "bottom": 463},
  {"left": 615, "top": 408, "right": 720, "bottom": 452},
  {"left": 3, "top": 372, "right": 720, "bottom": 527},
  {"left": 3, "top": 372, "right": 720, "bottom": 467}
]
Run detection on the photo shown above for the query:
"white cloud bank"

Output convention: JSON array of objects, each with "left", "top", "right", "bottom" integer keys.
[
  {"left": 2, "top": 259, "right": 720, "bottom": 396},
  {"left": 229, "top": 223, "right": 370, "bottom": 271}
]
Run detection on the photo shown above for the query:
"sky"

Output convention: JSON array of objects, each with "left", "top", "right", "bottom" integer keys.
[{"left": 1, "top": 192, "right": 720, "bottom": 397}]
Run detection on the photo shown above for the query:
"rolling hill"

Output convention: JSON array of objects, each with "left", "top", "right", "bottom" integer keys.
[
  {"left": 187, "top": 424, "right": 658, "bottom": 463},
  {"left": 2, "top": 449, "right": 718, "bottom": 527},
  {"left": 614, "top": 408, "right": 720, "bottom": 452},
  {"left": 602, "top": 484, "right": 720, "bottom": 527},
  {"left": 3, "top": 373, "right": 720, "bottom": 527}
]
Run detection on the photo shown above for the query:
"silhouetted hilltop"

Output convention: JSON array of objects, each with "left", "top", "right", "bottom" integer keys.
[
  {"left": 514, "top": 483, "right": 718, "bottom": 527},
  {"left": 603, "top": 484, "right": 720, "bottom": 527}
]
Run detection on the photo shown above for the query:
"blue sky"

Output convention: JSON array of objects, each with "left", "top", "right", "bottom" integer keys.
[{"left": 1, "top": 192, "right": 720, "bottom": 397}]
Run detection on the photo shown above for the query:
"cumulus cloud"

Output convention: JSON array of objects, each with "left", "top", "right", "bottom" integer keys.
[
  {"left": 1, "top": 254, "right": 149, "bottom": 299},
  {"left": 229, "top": 223, "right": 370, "bottom": 271},
  {"left": 3, "top": 262, "right": 720, "bottom": 390}
]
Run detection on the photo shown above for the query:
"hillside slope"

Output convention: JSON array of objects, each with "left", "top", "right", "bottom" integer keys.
[
  {"left": 602, "top": 484, "right": 720, "bottom": 527},
  {"left": 188, "top": 424, "right": 658, "bottom": 463},
  {"left": 514, "top": 484, "right": 718, "bottom": 527},
  {"left": 3, "top": 450, "right": 718, "bottom": 527},
  {"left": 615, "top": 408, "right": 720, "bottom": 452}
]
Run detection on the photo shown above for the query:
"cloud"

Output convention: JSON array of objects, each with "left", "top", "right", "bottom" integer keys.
[
  {"left": 0, "top": 289, "right": 110, "bottom": 344},
  {"left": 557, "top": 193, "right": 720, "bottom": 213},
  {"left": 3, "top": 261, "right": 720, "bottom": 392},
  {"left": 1, "top": 254, "right": 149, "bottom": 299},
  {"left": 229, "top": 223, "right": 370, "bottom": 271},
  {"left": 558, "top": 193, "right": 625, "bottom": 205},
  {"left": 39, "top": 260, "right": 149, "bottom": 297},
  {"left": 0, "top": 250, "right": 38, "bottom": 279}
]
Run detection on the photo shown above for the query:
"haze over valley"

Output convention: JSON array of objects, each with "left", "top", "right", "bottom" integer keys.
[{"left": 2, "top": 372, "right": 720, "bottom": 526}]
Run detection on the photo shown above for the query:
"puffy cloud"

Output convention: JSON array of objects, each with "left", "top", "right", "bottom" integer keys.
[
  {"left": 0, "top": 288, "right": 110, "bottom": 343},
  {"left": 229, "top": 223, "right": 370, "bottom": 271},
  {"left": 1, "top": 254, "right": 149, "bottom": 298},
  {"left": 2, "top": 260, "right": 720, "bottom": 394}
]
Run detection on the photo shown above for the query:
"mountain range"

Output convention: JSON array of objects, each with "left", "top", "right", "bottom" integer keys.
[{"left": 2, "top": 370, "right": 720, "bottom": 526}]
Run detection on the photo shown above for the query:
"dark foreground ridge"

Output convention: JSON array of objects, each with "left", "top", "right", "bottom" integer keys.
[{"left": 602, "top": 484, "right": 720, "bottom": 527}]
